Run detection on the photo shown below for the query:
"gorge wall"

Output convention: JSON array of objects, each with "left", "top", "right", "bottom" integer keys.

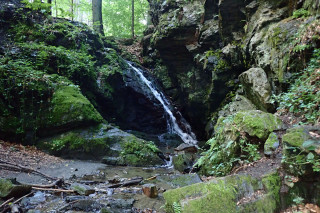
[{"left": 142, "top": 0, "right": 320, "bottom": 139}]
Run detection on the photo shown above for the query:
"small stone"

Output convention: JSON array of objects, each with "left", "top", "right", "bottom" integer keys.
[
  {"left": 142, "top": 184, "right": 158, "bottom": 198},
  {"left": 70, "top": 183, "right": 95, "bottom": 196}
]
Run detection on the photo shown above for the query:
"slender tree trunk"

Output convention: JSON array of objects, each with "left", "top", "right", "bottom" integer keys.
[
  {"left": 47, "top": 0, "right": 52, "bottom": 15},
  {"left": 55, "top": 0, "right": 57, "bottom": 17},
  {"left": 92, "top": 0, "right": 104, "bottom": 35},
  {"left": 131, "top": 0, "right": 134, "bottom": 39},
  {"left": 71, "top": 0, "right": 74, "bottom": 21}
]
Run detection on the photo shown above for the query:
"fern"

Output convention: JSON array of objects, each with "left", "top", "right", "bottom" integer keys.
[{"left": 173, "top": 202, "right": 182, "bottom": 213}]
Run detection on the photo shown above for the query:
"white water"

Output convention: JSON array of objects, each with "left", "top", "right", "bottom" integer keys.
[{"left": 127, "top": 62, "right": 198, "bottom": 145}]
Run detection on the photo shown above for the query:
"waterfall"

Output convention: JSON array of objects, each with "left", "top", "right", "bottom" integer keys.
[{"left": 126, "top": 61, "right": 198, "bottom": 145}]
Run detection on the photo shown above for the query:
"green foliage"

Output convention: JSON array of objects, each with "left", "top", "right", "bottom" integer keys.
[
  {"left": 273, "top": 49, "right": 320, "bottom": 124},
  {"left": 21, "top": 0, "right": 51, "bottom": 13},
  {"left": 173, "top": 202, "right": 182, "bottom": 213},
  {"left": 195, "top": 133, "right": 261, "bottom": 176},
  {"left": 0, "top": 58, "right": 55, "bottom": 136},
  {"left": 103, "top": 0, "right": 149, "bottom": 38},
  {"left": 292, "top": 8, "right": 311, "bottom": 19},
  {"left": 14, "top": 42, "right": 96, "bottom": 89}
]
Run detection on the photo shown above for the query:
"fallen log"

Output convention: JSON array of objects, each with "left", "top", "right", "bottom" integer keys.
[
  {"left": 32, "top": 187, "right": 74, "bottom": 193},
  {"left": 108, "top": 177, "right": 143, "bottom": 188}
]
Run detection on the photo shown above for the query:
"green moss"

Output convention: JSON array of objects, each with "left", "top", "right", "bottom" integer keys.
[
  {"left": 0, "top": 179, "right": 13, "bottom": 198},
  {"left": 282, "top": 127, "right": 307, "bottom": 147},
  {"left": 262, "top": 172, "right": 281, "bottom": 204},
  {"left": 264, "top": 132, "right": 279, "bottom": 155},
  {"left": 48, "top": 85, "right": 103, "bottom": 127},
  {"left": 233, "top": 110, "right": 282, "bottom": 140},
  {"left": 164, "top": 173, "right": 280, "bottom": 213},
  {"left": 43, "top": 132, "right": 108, "bottom": 155},
  {"left": 119, "top": 136, "right": 162, "bottom": 166}
]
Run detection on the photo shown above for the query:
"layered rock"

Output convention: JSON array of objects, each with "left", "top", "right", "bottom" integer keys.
[{"left": 143, "top": 0, "right": 320, "bottom": 139}]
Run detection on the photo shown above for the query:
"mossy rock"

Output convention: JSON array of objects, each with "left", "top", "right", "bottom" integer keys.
[
  {"left": 164, "top": 172, "right": 281, "bottom": 213},
  {"left": 264, "top": 132, "right": 280, "bottom": 156},
  {"left": 282, "top": 126, "right": 320, "bottom": 177},
  {"left": 282, "top": 127, "right": 309, "bottom": 148},
  {"left": 0, "top": 179, "right": 31, "bottom": 199},
  {"left": 172, "top": 153, "right": 197, "bottom": 173},
  {"left": 232, "top": 110, "right": 283, "bottom": 140},
  {"left": 119, "top": 136, "right": 164, "bottom": 167},
  {"left": 197, "top": 110, "right": 282, "bottom": 176},
  {"left": 46, "top": 85, "right": 103, "bottom": 128}
]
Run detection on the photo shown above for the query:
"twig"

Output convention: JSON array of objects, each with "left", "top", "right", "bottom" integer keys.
[
  {"left": 22, "top": 178, "right": 64, "bottom": 188},
  {"left": 0, "top": 197, "right": 14, "bottom": 208},
  {"left": 145, "top": 176, "right": 157, "bottom": 181},
  {"left": 32, "top": 187, "right": 74, "bottom": 193},
  {"left": 12, "top": 192, "right": 34, "bottom": 205}
]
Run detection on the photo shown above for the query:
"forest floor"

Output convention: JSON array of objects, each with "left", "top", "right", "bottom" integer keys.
[{"left": 0, "top": 140, "right": 105, "bottom": 185}]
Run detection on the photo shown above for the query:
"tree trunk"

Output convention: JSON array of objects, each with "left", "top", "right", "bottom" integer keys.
[
  {"left": 131, "top": 0, "right": 134, "bottom": 39},
  {"left": 92, "top": 0, "right": 104, "bottom": 35},
  {"left": 47, "top": 0, "right": 52, "bottom": 15},
  {"left": 71, "top": 0, "right": 74, "bottom": 21}
]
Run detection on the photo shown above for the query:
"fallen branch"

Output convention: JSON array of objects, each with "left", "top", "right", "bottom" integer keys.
[
  {"left": 32, "top": 187, "right": 74, "bottom": 193},
  {"left": 0, "top": 197, "right": 14, "bottom": 208},
  {"left": 0, "top": 160, "right": 56, "bottom": 181},
  {"left": 108, "top": 177, "right": 143, "bottom": 188},
  {"left": 23, "top": 178, "right": 64, "bottom": 188},
  {"left": 12, "top": 192, "right": 34, "bottom": 205}
]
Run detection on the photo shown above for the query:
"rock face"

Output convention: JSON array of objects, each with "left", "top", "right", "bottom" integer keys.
[{"left": 143, "top": 0, "right": 320, "bottom": 139}]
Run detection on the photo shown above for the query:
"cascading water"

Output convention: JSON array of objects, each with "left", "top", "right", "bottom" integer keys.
[{"left": 126, "top": 61, "right": 198, "bottom": 145}]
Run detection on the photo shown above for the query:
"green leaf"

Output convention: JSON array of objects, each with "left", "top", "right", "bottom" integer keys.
[{"left": 307, "top": 152, "right": 314, "bottom": 160}]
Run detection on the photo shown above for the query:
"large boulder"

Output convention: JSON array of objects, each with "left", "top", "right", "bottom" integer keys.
[
  {"left": 40, "top": 124, "right": 164, "bottom": 167},
  {"left": 239, "top": 68, "right": 273, "bottom": 111},
  {"left": 164, "top": 172, "right": 281, "bottom": 213}
]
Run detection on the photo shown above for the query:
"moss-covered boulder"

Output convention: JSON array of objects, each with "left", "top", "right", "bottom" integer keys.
[
  {"left": 164, "top": 172, "right": 281, "bottom": 213},
  {"left": 282, "top": 126, "right": 320, "bottom": 177},
  {"left": 40, "top": 124, "right": 164, "bottom": 166},
  {"left": 196, "top": 110, "right": 282, "bottom": 176},
  {"left": 0, "top": 179, "right": 31, "bottom": 199}
]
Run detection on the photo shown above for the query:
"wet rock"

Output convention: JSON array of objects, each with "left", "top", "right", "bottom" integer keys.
[
  {"left": 0, "top": 178, "right": 31, "bottom": 199},
  {"left": 70, "top": 183, "right": 95, "bottom": 196},
  {"left": 172, "top": 153, "right": 197, "bottom": 173},
  {"left": 108, "top": 198, "right": 135, "bottom": 210},
  {"left": 68, "top": 199, "right": 101, "bottom": 211},
  {"left": 65, "top": 195, "right": 87, "bottom": 202},
  {"left": 174, "top": 143, "right": 197, "bottom": 154},
  {"left": 142, "top": 184, "right": 158, "bottom": 198},
  {"left": 239, "top": 68, "right": 273, "bottom": 111},
  {"left": 157, "top": 174, "right": 202, "bottom": 188}
]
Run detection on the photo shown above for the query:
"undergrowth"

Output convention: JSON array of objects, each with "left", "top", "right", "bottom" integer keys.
[{"left": 273, "top": 48, "right": 320, "bottom": 124}]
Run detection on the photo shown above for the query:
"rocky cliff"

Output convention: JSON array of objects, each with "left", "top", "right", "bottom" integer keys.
[{"left": 142, "top": 0, "right": 320, "bottom": 139}]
